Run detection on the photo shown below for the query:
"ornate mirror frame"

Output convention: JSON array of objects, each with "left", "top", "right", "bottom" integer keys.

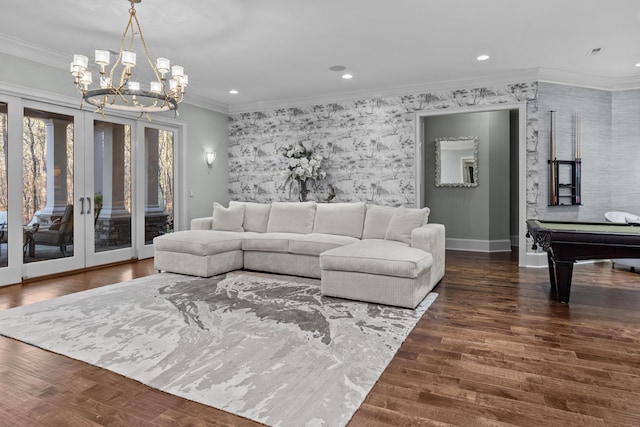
[{"left": 435, "top": 136, "right": 479, "bottom": 188}]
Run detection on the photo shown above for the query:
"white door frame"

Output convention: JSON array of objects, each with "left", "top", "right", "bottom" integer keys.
[
  {"left": 414, "top": 102, "right": 534, "bottom": 267},
  {"left": 83, "top": 114, "right": 138, "bottom": 268},
  {"left": 0, "top": 94, "right": 22, "bottom": 286},
  {"left": 135, "top": 120, "right": 184, "bottom": 259}
]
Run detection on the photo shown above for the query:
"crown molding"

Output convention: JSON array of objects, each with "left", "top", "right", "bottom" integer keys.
[
  {"left": 0, "top": 81, "right": 79, "bottom": 109},
  {"left": 611, "top": 75, "right": 640, "bottom": 91},
  {"left": 183, "top": 93, "right": 229, "bottom": 114},
  {"left": 228, "top": 69, "right": 541, "bottom": 114},
  {"left": 0, "top": 33, "right": 69, "bottom": 69},
  {"left": 537, "top": 67, "right": 619, "bottom": 90}
]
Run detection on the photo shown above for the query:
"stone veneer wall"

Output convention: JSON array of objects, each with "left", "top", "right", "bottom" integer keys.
[{"left": 229, "top": 82, "right": 540, "bottom": 218}]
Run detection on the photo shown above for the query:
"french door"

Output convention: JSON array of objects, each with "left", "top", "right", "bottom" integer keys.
[{"left": 0, "top": 96, "right": 180, "bottom": 285}]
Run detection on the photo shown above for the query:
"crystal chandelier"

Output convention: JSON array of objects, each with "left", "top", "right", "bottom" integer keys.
[{"left": 70, "top": 0, "right": 188, "bottom": 119}]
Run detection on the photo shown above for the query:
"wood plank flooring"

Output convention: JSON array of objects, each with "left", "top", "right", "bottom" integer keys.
[{"left": 0, "top": 251, "right": 639, "bottom": 426}]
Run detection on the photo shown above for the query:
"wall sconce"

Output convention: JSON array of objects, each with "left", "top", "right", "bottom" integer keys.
[{"left": 204, "top": 151, "right": 216, "bottom": 174}]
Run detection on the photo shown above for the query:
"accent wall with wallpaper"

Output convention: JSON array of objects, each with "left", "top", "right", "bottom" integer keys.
[{"left": 228, "top": 82, "right": 540, "bottom": 215}]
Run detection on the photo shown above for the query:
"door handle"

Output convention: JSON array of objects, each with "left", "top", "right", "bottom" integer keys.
[
  {"left": 79, "top": 197, "right": 85, "bottom": 215},
  {"left": 87, "top": 197, "right": 92, "bottom": 215}
]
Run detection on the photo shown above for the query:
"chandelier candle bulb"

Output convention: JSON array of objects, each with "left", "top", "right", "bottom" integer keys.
[
  {"left": 80, "top": 71, "right": 92, "bottom": 89},
  {"left": 156, "top": 58, "right": 170, "bottom": 76},
  {"left": 73, "top": 54, "right": 88, "bottom": 69},
  {"left": 70, "top": 62, "right": 82, "bottom": 78},
  {"left": 95, "top": 50, "right": 110, "bottom": 66},
  {"left": 150, "top": 81, "right": 162, "bottom": 94},
  {"left": 169, "top": 79, "right": 178, "bottom": 94},
  {"left": 171, "top": 65, "right": 184, "bottom": 78},
  {"left": 122, "top": 51, "right": 136, "bottom": 68}
]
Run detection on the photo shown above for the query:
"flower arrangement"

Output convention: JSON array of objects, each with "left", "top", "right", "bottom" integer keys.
[{"left": 282, "top": 142, "right": 326, "bottom": 201}]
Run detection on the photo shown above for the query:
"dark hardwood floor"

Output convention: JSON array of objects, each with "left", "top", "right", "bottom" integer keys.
[{"left": 0, "top": 251, "right": 639, "bottom": 426}]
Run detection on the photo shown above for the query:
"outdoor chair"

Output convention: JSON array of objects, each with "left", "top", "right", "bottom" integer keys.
[{"left": 32, "top": 204, "right": 74, "bottom": 257}]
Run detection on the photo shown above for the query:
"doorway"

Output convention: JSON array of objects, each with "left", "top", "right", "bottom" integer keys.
[
  {"left": 0, "top": 96, "right": 181, "bottom": 285},
  {"left": 415, "top": 103, "right": 528, "bottom": 264}
]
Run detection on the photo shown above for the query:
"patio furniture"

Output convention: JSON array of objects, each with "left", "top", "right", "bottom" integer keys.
[{"left": 32, "top": 204, "right": 74, "bottom": 257}]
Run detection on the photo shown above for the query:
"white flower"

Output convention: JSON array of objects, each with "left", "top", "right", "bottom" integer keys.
[
  {"left": 319, "top": 171, "right": 326, "bottom": 179},
  {"left": 286, "top": 149, "right": 294, "bottom": 157},
  {"left": 289, "top": 158, "right": 299, "bottom": 167}
]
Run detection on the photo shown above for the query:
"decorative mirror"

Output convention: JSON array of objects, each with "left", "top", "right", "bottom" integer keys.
[{"left": 435, "top": 136, "right": 479, "bottom": 187}]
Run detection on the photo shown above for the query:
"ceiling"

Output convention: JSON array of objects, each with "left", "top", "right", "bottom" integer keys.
[{"left": 1, "top": 0, "right": 640, "bottom": 113}]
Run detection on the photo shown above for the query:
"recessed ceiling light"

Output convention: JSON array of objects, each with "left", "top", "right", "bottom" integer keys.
[
  {"left": 342, "top": 73, "right": 353, "bottom": 79},
  {"left": 476, "top": 54, "right": 490, "bottom": 61},
  {"left": 635, "top": 63, "right": 640, "bottom": 68},
  {"left": 229, "top": 89, "right": 238, "bottom": 94}
]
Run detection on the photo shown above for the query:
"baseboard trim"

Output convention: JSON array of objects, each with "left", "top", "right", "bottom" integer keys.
[{"left": 446, "top": 238, "right": 512, "bottom": 253}]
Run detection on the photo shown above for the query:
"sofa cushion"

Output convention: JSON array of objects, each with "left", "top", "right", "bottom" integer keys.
[
  {"left": 320, "top": 240, "right": 432, "bottom": 279},
  {"left": 312, "top": 202, "right": 366, "bottom": 238},
  {"left": 267, "top": 201, "right": 316, "bottom": 234},
  {"left": 154, "top": 230, "right": 243, "bottom": 256},
  {"left": 289, "top": 233, "right": 359, "bottom": 256},
  {"left": 242, "top": 232, "right": 300, "bottom": 253},
  {"left": 212, "top": 202, "right": 244, "bottom": 232},
  {"left": 385, "top": 207, "right": 429, "bottom": 244},
  {"left": 362, "top": 205, "right": 397, "bottom": 239},
  {"left": 230, "top": 201, "right": 271, "bottom": 233}
]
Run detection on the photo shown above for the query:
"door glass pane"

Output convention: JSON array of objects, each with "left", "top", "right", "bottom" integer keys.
[
  {"left": 94, "top": 120, "right": 132, "bottom": 252},
  {"left": 23, "top": 108, "right": 74, "bottom": 263},
  {"left": 144, "top": 127, "right": 173, "bottom": 244},
  {"left": 0, "top": 103, "right": 7, "bottom": 268}
]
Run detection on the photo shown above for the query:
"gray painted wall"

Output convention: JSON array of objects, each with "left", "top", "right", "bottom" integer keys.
[
  {"left": 612, "top": 90, "right": 640, "bottom": 216},
  {"left": 423, "top": 111, "right": 510, "bottom": 241},
  {"left": 179, "top": 104, "right": 229, "bottom": 222},
  {"left": 537, "top": 82, "right": 613, "bottom": 222}
]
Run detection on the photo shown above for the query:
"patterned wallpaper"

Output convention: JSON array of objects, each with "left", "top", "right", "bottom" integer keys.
[{"left": 229, "top": 82, "right": 539, "bottom": 212}]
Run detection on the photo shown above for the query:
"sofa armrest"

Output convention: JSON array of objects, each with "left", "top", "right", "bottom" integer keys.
[
  {"left": 190, "top": 217, "right": 213, "bottom": 230},
  {"left": 411, "top": 224, "right": 445, "bottom": 285}
]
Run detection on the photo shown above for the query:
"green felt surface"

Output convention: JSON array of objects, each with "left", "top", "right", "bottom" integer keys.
[{"left": 534, "top": 220, "right": 640, "bottom": 234}]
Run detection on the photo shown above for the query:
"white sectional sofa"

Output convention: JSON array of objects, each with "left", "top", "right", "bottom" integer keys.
[{"left": 153, "top": 201, "right": 445, "bottom": 308}]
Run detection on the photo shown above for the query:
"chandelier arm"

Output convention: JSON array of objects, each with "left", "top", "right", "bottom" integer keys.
[
  {"left": 131, "top": 11, "right": 164, "bottom": 86},
  {"left": 109, "top": 5, "right": 136, "bottom": 86}
]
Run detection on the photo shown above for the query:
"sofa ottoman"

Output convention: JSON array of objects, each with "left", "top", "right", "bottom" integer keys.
[
  {"left": 154, "top": 230, "right": 244, "bottom": 277},
  {"left": 319, "top": 240, "right": 434, "bottom": 308}
]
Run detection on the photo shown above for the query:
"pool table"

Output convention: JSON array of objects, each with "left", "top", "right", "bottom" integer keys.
[{"left": 526, "top": 219, "right": 640, "bottom": 303}]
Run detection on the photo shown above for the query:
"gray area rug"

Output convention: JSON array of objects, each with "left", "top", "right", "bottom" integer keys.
[{"left": 0, "top": 271, "right": 437, "bottom": 426}]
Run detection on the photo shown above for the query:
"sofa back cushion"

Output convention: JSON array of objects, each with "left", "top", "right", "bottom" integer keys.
[
  {"left": 211, "top": 202, "right": 245, "bottom": 232},
  {"left": 267, "top": 201, "right": 316, "bottom": 234},
  {"left": 362, "top": 205, "right": 397, "bottom": 239},
  {"left": 384, "top": 207, "right": 431, "bottom": 244},
  {"left": 230, "top": 201, "right": 271, "bottom": 233},
  {"left": 312, "top": 202, "right": 366, "bottom": 238}
]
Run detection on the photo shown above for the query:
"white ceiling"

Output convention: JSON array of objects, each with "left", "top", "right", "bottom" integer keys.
[{"left": 1, "top": 0, "right": 640, "bottom": 113}]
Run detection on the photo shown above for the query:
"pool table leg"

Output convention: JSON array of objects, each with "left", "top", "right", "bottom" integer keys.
[
  {"left": 547, "top": 251, "right": 557, "bottom": 290},
  {"left": 547, "top": 251, "right": 574, "bottom": 303},
  {"left": 553, "top": 260, "right": 574, "bottom": 303}
]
